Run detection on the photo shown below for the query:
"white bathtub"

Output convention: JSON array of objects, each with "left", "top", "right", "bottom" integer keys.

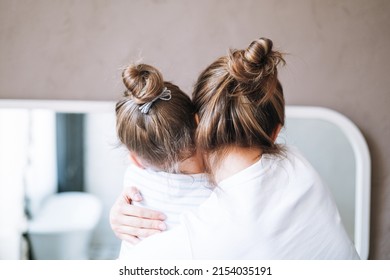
[{"left": 28, "top": 192, "right": 102, "bottom": 259}]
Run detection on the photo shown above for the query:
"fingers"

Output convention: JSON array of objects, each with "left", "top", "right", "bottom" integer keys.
[
  {"left": 119, "top": 186, "right": 167, "bottom": 220},
  {"left": 115, "top": 225, "right": 162, "bottom": 239},
  {"left": 109, "top": 186, "right": 167, "bottom": 243},
  {"left": 121, "top": 186, "right": 143, "bottom": 203},
  {"left": 118, "top": 214, "right": 167, "bottom": 231},
  {"left": 119, "top": 203, "right": 166, "bottom": 221},
  {"left": 115, "top": 232, "right": 141, "bottom": 245}
]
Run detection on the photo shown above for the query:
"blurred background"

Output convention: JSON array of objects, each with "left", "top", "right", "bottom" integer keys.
[{"left": 0, "top": 0, "right": 389, "bottom": 259}]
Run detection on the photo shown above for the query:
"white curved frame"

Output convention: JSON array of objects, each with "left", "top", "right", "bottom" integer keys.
[{"left": 286, "top": 106, "right": 371, "bottom": 260}]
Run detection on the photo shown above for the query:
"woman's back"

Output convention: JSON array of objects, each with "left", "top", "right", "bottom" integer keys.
[{"left": 180, "top": 146, "right": 359, "bottom": 259}]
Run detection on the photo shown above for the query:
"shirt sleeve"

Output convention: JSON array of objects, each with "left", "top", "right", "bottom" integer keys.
[{"left": 118, "top": 224, "right": 192, "bottom": 260}]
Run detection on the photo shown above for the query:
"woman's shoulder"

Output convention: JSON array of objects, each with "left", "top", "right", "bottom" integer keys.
[
  {"left": 278, "top": 145, "right": 318, "bottom": 171},
  {"left": 264, "top": 145, "right": 324, "bottom": 187}
]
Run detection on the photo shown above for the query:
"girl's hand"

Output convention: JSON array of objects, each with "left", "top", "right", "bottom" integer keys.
[{"left": 109, "top": 186, "right": 167, "bottom": 244}]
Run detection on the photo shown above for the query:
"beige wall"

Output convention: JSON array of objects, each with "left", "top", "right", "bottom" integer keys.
[{"left": 0, "top": 0, "right": 389, "bottom": 259}]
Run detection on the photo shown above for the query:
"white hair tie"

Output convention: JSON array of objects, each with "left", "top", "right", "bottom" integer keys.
[{"left": 139, "top": 87, "right": 172, "bottom": 114}]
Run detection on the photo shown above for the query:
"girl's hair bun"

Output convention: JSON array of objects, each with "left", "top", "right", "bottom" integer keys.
[
  {"left": 122, "top": 64, "right": 164, "bottom": 104},
  {"left": 227, "top": 37, "right": 285, "bottom": 83}
]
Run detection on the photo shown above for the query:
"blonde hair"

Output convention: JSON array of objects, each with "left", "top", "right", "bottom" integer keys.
[
  {"left": 116, "top": 64, "right": 196, "bottom": 172},
  {"left": 192, "top": 37, "right": 285, "bottom": 177}
]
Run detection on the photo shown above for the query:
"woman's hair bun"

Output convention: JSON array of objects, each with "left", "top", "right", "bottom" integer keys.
[
  {"left": 227, "top": 37, "right": 285, "bottom": 83},
  {"left": 122, "top": 64, "right": 164, "bottom": 104}
]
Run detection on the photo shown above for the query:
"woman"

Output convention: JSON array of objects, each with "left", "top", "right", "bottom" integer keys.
[{"left": 111, "top": 37, "right": 359, "bottom": 259}]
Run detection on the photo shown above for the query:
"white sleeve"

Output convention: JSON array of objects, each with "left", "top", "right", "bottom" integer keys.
[{"left": 118, "top": 224, "right": 192, "bottom": 260}]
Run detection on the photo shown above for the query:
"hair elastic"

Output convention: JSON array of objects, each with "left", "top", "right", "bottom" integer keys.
[{"left": 139, "top": 87, "right": 172, "bottom": 114}]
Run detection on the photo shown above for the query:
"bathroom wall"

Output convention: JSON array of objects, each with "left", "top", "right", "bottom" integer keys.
[
  {"left": 0, "top": 109, "right": 57, "bottom": 259},
  {"left": 0, "top": 110, "right": 29, "bottom": 259},
  {"left": 0, "top": 0, "right": 389, "bottom": 259}
]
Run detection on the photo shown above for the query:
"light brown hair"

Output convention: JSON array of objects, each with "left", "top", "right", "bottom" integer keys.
[
  {"left": 192, "top": 37, "right": 285, "bottom": 174},
  {"left": 116, "top": 64, "right": 196, "bottom": 172}
]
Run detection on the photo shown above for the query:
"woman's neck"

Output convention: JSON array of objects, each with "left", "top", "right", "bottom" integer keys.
[
  {"left": 213, "top": 146, "right": 263, "bottom": 183},
  {"left": 178, "top": 150, "right": 205, "bottom": 174}
]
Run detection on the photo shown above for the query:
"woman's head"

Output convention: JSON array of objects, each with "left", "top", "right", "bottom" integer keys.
[
  {"left": 116, "top": 63, "right": 197, "bottom": 172},
  {"left": 192, "top": 37, "right": 285, "bottom": 162}
]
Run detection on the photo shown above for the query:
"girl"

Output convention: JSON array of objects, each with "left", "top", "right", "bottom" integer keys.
[
  {"left": 114, "top": 63, "right": 212, "bottom": 256},
  {"left": 112, "top": 38, "right": 359, "bottom": 259}
]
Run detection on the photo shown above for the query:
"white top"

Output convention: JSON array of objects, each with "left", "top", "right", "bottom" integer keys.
[
  {"left": 119, "top": 164, "right": 212, "bottom": 257},
  {"left": 119, "top": 146, "right": 360, "bottom": 260}
]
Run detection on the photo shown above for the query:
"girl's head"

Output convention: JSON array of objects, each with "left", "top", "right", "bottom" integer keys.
[
  {"left": 192, "top": 37, "right": 285, "bottom": 168},
  {"left": 116, "top": 63, "right": 197, "bottom": 172}
]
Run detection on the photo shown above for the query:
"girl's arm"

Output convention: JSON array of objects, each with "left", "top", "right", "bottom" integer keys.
[{"left": 109, "top": 186, "right": 167, "bottom": 244}]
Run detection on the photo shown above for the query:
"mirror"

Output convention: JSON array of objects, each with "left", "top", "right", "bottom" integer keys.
[
  {"left": 0, "top": 100, "right": 127, "bottom": 260},
  {"left": 279, "top": 106, "right": 371, "bottom": 259},
  {"left": 0, "top": 101, "right": 369, "bottom": 260}
]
